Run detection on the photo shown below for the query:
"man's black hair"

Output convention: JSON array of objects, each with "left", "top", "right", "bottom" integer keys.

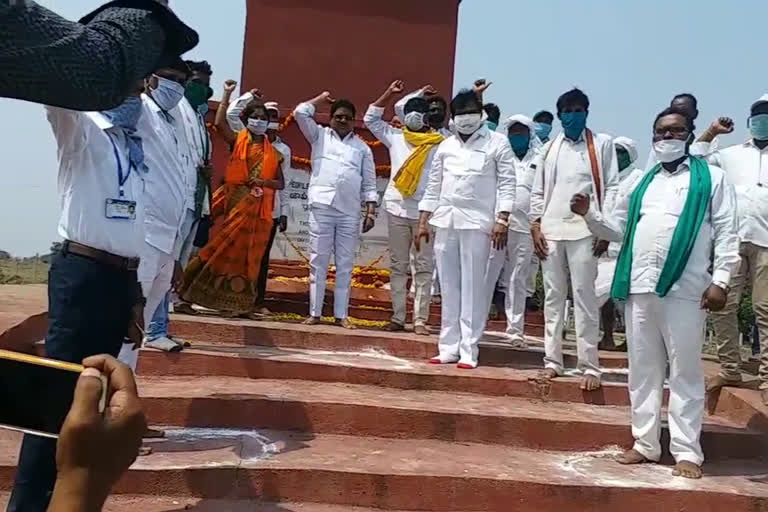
[
  {"left": 653, "top": 106, "right": 695, "bottom": 133},
  {"left": 404, "top": 96, "right": 429, "bottom": 114},
  {"left": 243, "top": 100, "right": 267, "bottom": 120},
  {"left": 533, "top": 110, "right": 554, "bottom": 123},
  {"left": 331, "top": 99, "right": 356, "bottom": 117},
  {"left": 556, "top": 88, "right": 590, "bottom": 114},
  {"left": 185, "top": 59, "right": 213, "bottom": 76},
  {"left": 428, "top": 95, "right": 448, "bottom": 111},
  {"left": 671, "top": 93, "right": 698, "bottom": 109},
  {"left": 450, "top": 89, "right": 483, "bottom": 116},
  {"left": 483, "top": 103, "right": 501, "bottom": 124}
]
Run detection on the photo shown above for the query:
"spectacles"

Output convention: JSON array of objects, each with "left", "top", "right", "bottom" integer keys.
[{"left": 654, "top": 126, "right": 689, "bottom": 137}]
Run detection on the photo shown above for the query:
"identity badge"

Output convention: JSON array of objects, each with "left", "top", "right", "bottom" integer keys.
[{"left": 105, "top": 199, "right": 137, "bottom": 220}]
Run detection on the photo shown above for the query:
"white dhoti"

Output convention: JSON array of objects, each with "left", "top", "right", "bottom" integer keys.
[
  {"left": 540, "top": 236, "right": 601, "bottom": 377},
  {"left": 434, "top": 227, "right": 491, "bottom": 367},
  {"left": 626, "top": 293, "right": 706, "bottom": 466},
  {"left": 308, "top": 205, "right": 359, "bottom": 319},
  {"left": 595, "top": 258, "right": 617, "bottom": 308},
  {"left": 485, "top": 231, "right": 532, "bottom": 342},
  {"left": 118, "top": 242, "right": 175, "bottom": 372}
]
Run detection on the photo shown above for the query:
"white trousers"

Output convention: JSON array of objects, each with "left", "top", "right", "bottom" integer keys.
[
  {"left": 434, "top": 227, "right": 491, "bottom": 366},
  {"left": 526, "top": 253, "right": 539, "bottom": 297},
  {"left": 485, "top": 231, "right": 532, "bottom": 341},
  {"left": 308, "top": 205, "right": 359, "bottom": 319},
  {"left": 627, "top": 293, "right": 706, "bottom": 466},
  {"left": 118, "top": 243, "right": 175, "bottom": 372},
  {"left": 389, "top": 214, "right": 433, "bottom": 326},
  {"left": 540, "top": 237, "right": 601, "bottom": 377}
]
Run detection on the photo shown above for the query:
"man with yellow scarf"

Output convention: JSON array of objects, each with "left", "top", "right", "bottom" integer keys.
[{"left": 365, "top": 80, "right": 445, "bottom": 335}]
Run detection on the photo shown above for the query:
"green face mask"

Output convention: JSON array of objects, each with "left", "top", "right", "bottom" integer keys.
[
  {"left": 184, "top": 82, "right": 209, "bottom": 108},
  {"left": 617, "top": 151, "right": 632, "bottom": 172}
]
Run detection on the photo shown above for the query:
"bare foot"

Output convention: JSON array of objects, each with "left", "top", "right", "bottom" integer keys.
[
  {"left": 539, "top": 368, "right": 559, "bottom": 380},
  {"left": 138, "top": 445, "right": 153, "bottom": 456},
  {"left": 581, "top": 374, "right": 601, "bottom": 391},
  {"left": 337, "top": 318, "right": 357, "bottom": 330},
  {"left": 597, "top": 337, "right": 615, "bottom": 351},
  {"left": 144, "top": 427, "right": 165, "bottom": 439},
  {"left": 414, "top": 325, "right": 430, "bottom": 336},
  {"left": 432, "top": 295, "right": 441, "bottom": 305},
  {"left": 673, "top": 461, "right": 702, "bottom": 479},
  {"left": 616, "top": 449, "right": 650, "bottom": 465},
  {"left": 706, "top": 374, "right": 743, "bottom": 393},
  {"left": 302, "top": 316, "right": 320, "bottom": 325}
]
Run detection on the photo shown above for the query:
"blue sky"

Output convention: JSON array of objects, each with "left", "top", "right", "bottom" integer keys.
[{"left": 2, "top": 0, "right": 767, "bottom": 256}]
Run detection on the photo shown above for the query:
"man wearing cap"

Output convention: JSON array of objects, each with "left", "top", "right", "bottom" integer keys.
[
  {"left": 226, "top": 92, "right": 291, "bottom": 312},
  {"left": 1, "top": 0, "right": 198, "bottom": 111},
  {"left": 707, "top": 94, "right": 768, "bottom": 405}
]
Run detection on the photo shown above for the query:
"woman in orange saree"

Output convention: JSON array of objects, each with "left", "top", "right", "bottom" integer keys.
[{"left": 181, "top": 96, "right": 284, "bottom": 316}]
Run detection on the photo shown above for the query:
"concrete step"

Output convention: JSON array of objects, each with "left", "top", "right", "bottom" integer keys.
[
  {"left": 134, "top": 375, "right": 765, "bottom": 460},
  {"left": 168, "top": 316, "right": 628, "bottom": 370},
  {"left": 1, "top": 430, "right": 765, "bottom": 511},
  {"left": 139, "top": 344, "right": 636, "bottom": 406}
]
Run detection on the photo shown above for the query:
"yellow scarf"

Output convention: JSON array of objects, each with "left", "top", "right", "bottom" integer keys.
[{"left": 393, "top": 129, "right": 445, "bottom": 197}]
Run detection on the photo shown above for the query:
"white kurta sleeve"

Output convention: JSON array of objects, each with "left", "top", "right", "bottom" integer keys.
[
  {"left": 418, "top": 146, "right": 444, "bottom": 213},
  {"left": 529, "top": 152, "right": 546, "bottom": 222},
  {"left": 709, "top": 170, "right": 741, "bottom": 286},
  {"left": 394, "top": 87, "right": 427, "bottom": 121},
  {"left": 293, "top": 102, "right": 320, "bottom": 144},
  {"left": 363, "top": 104, "right": 397, "bottom": 148},
  {"left": 278, "top": 144, "right": 291, "bottom": 217},
  {"left": 46, "top": 106, "right": 87, "bottom": 153},
  {"left": 600, "top": 136, "right": 619, "bottom": 215},
  {"left": 495, "top": 138, "right": 517, "bottom": 214},
  {"left": 226, "top": 91, "right": 252, "bottom": 132},
  {"left": 360, "top": 145, "right": 378, "bottom": 204},
  {"left": 583, "top": 187, "right": 629, "bottom": 243}
]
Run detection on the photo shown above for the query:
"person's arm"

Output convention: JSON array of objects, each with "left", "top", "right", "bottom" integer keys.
[
  {"left": 601, "top": 137, "right": 620, "bottom": 213},
  {"left": 364, "top": 81, "right": 404, "bottom": 148},
  {"left": 278, "top": 145, "right": 291, "bottom": 218},
  {"left": 709, "top": 171, "right": 741, "bottom": 289},
  {"left": 473, "top": 79, "right": 492, "bottom": 103},
  {"left": 394, "top": 85, "right": 434, "bottom": 121},
  {"left": 215, "top": 80, "right": 238, "bottom": 146},
  {"left": 697, "top": 117, "right": 735, "bottom": 143},
  {"left": 294, "top": 92, "right": 334, "bottom": 144},
  {"left": 0, "top": 0, "right": 197, "bottom": 111},
  {"left": 226, "top": 89, "right": 261, "bottom": 132},
  {"left": 573, "top": 187, "right": 630, "bottom": 243},
  {"left": 414, "top": 148, "right": 444, "bottom": 250},
  {"left": 495, "top": 139, "right": 517, "bottom": 216},
  {"left": 361, "top": 146, "right": 378, "bottom": 231},
  {"left": 48, "top": 355, "right": 146, "bottom": 512},
  {"left": 45, "top": 106, "right": 87, "bottom": 155}
]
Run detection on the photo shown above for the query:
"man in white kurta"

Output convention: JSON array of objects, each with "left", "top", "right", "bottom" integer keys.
[
  {"left": 484, "top": 114, "right": 541, "bottom": 345},
  {"left": 417, "top": 89, "right": 516, "bottom": 369},
  {"left": 595, "top": 137, "right": 645, "bottom": 350},
  {"left": 365, "top": 80, "right": 443, "bottom": 335},
  {"left": 707, "top": 94, "right": 768, "bottom": 404},
  {"left": 529, "top": 88, "right": 618, "bottom": 390},
  {"left": 575, "top": 107, "right": 739, "bottom": 479},
  {"left": 294, "top": 92, "right": 378, "bottom": 328}
]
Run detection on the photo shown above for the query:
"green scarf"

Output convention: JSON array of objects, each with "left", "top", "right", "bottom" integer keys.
[{"left": 611, "top": 157, "right": 712, "bottom": 301}]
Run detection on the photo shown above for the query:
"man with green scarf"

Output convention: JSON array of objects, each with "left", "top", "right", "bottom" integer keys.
[{"left": 570, "top": 106, "right": 739, "bottom": 480}]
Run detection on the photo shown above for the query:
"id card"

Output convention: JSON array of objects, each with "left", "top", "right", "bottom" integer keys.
[{"left": 105, "top": 199, "right": 137, "bottom": 220}]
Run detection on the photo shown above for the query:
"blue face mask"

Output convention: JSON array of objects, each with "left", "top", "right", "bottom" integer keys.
[
  {"left": 487, "top": 120, "right": 498, "bottom": 132},
  {"left": 508, "top": 134, "right": 530, "bottom": 154},
  {"left": 560, "top": 111, "right": 587, "bottom": 140},
  {"left": 534, "top": 122, "right": 552, "bottom": 141},
  {"left": 750, "top": 114, "right": 768, "bottom": 140},
  {"left": 101, "top": 96, "right": 147, "bottom": 172},
  {"left": 198, "top": 102, "right": 210, "bottom": 117}
]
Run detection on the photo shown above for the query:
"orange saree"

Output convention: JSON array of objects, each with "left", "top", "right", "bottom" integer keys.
[{"left": 181, "top": 130, "right": 281, "bottom": 314}]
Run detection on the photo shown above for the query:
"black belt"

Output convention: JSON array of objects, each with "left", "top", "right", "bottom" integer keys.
[{"left": 62, "top": 241, "right": 139, "bottom": 271}]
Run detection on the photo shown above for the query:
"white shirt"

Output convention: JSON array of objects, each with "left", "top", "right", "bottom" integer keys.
[
  {"left": 177, "top": 97, "right": 212, "bottom": 215},
  {"left": 503, "top": 148, "right": 542, "bottom": 234},
  {"left": 272, "top": 138, "right": 292, "bottom": 219},
  {"left": 170, "top": 98, "right": 199, "bottom": 212},
  {"left": 419, "top": 126, "right": 516, "bottom": 233},
  {"left": 604, "top": 165, "right": 645, "bottom": 259},
  {"left": 293, "top": 102, "right": 378, "bottom": 216},
  {"left": 708, "top": 140, "right": 768, "bottom": 248},
  {"left": 584, "top": 158, "right": 740, "bottom": 301},
  {"left": 364, "top": 104, "right": 441, "bottom": 220},
  {"left": 47, "top": 107, "right": 146, "bottom": 259},
  {"left": 137, "top": 94, "right": 189, "bottom": 258},
  {"left": 536, "top": 131, "right": 618, "bottom": 241}
]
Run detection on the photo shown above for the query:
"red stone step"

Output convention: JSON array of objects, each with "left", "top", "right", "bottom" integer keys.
[
  {"left": 133, "top": 375, "right": 765, "bottom": 460},
  {"left": 0, "top": 430, "right": 765, "bottom": 511},
  {"left": 169, "top": 316, "right": 627, "bottom": 369},
  {"left": 139, "top": 344, "right": 635, "bottom": 406}
]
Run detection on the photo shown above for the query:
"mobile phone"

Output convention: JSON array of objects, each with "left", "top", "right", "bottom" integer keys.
[{"left": 0, "top": 350, "right": 106, "bottom": 439}]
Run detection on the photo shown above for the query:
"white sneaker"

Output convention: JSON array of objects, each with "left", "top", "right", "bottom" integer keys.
[{"left": 144, "top": 336, "right": 183, "bottom": 353}]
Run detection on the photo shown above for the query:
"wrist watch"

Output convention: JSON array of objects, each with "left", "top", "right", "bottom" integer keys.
[{"left": 713, "top": 281, "right": 730, "bottom": 294}]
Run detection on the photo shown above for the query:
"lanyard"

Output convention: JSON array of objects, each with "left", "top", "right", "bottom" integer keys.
[{"left": 107, "top": 132, "right": 134, "bottom": 197}]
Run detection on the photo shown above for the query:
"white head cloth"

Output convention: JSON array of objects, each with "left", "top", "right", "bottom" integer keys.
[
  {"left": 501, "top": 114, "right": 543, "bottom": 152},
  {"left": 613, "top": 136, "right": 638, "bottom": 165}
]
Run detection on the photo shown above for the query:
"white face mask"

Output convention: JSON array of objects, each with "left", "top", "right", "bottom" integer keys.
[
  {"left": 453, "top": 113, "right": 483, "bottom": 135},
  {"left": 404, "top": 111, "right": 425, "bottom": 131},
  {"left": 248, "top": 118, "right": 268, "bottom": 135},
  {"left": 653, "top": 139, "right": 687, "bottom": 163},
  {"left": 267, "top": 121, "right": 280, "bottom": 131},
  {"left": 151, "top": 75, "right": 185, "bottom": 112}
]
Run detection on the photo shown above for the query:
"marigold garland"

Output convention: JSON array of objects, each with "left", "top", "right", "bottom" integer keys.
[
  {"left": 267, "top": 312, "right": 388, "bottom": 329},
  {"left": 279, "top": 233, "right": 388, "bottom": 271}
]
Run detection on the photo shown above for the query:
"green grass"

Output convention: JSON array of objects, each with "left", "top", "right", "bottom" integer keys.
[{"left": 0, "top": 259, "right": 49, "bottom": 284}]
